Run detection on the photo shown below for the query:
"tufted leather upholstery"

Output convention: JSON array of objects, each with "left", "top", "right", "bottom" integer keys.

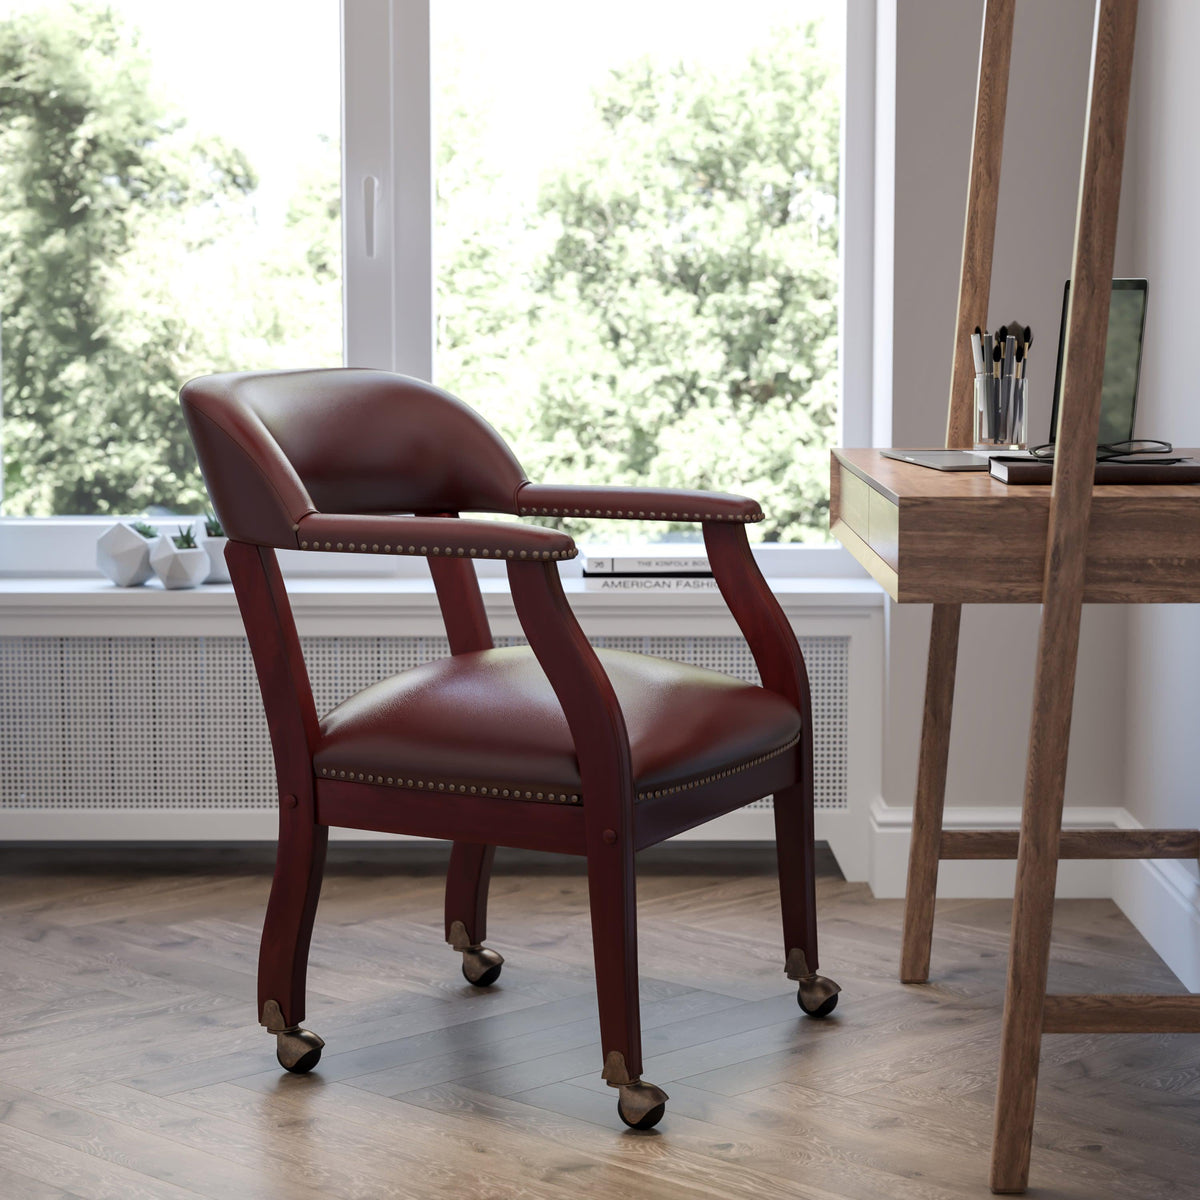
[
  {"left": 181, "top": 369, "right": 529, "bottom": 546},
  {"left": 313, "top": 647, "right": 801, "bottom": 805}
]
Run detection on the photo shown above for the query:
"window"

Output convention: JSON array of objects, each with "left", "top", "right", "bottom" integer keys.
[
  {"left": 431, "top": 2, "right": 844, "bottom": 547},
  {"left": 1, "top": 0, "right": 871, "bottom": 575},
  {"left": 0, "top": 0, "right": 341, "bottom": 518}
]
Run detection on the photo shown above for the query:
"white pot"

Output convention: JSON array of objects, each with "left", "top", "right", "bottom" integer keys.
[
  {"left": 202, "top": 534, "right": 230, "bottom": 583},
  {"left": 96, "top": 523, "right": 154, "bottom": 586},
  {"left": 150, "top": 536, "right": 211, "bottom": 590}
]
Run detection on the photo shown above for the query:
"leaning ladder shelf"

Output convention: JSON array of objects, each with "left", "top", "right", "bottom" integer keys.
[{"left": 892, "top": 1, "right": 1200, "bottom": 1194}]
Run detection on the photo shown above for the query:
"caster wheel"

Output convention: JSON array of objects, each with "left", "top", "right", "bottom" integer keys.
[
  {"left": 798, "top": 991, "right": 839, "bottom": 1018},
  {"left": 797, "top": 973, "right": 841, "bottom": 1019},
  {"left": 276, "top": 1027, "right": 324, "bottom": 1073},
  {"left": 461, "top": 945, "right": 504, "bottom": 987},
  {"left": 617, "top": 1081, "right": 668, "bottom": 1131}
]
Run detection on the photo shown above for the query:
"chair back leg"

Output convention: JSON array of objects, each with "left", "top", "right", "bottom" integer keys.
[
  {"left": 258, "top": 804, "right": 328, "bottom": 1030},
  {"left": 445, "top": 841, "right": 497, "bottom": 948}
]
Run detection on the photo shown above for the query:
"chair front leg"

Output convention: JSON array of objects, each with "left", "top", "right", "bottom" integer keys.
[
  {"left": 258, "top": 794, "right": 328, "bottom": 1074},
  {"left": 775, "top": 757, "right": 840, "bottom": 1018},
  {"left": 588, "top": 823, "right": 641, "bottom": 1085},
  {"left": 445, "top": 841, "right": 504, "bottom": 987},
  {"left": 705, "top": 521, "right": 841, "bottom": 1018},
  {"left": 507, "top": 556, "right": 667, "bottom": 1130},
  {"left": 587, "top": 822, "right": 667, "bottom": 1130}
]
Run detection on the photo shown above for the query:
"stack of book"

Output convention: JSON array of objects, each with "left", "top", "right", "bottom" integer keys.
[{"left": 581, "top": 548, "right": 717, "bottom": 591}]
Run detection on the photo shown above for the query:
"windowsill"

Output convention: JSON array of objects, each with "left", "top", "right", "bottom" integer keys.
[{"left": 0, "top": 574, "right": 884, "bottom": 637}]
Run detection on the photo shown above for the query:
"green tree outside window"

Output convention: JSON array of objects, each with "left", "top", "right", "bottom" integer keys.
[{"left": 1, "top": 4, "right": 839, "bottom": 546}]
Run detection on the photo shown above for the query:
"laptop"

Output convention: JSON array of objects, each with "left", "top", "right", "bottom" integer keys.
[{"left": 881, "top": 278, "right": 1149, "bottom": 471}]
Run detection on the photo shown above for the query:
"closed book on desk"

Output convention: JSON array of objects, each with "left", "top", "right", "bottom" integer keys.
[{"left": 989, "top": 456, "right": 1200, "bottom": 485}]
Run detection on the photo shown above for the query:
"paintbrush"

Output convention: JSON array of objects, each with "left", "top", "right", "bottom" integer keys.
[
  {"left": 992, "top": 341, "right": 1003, "bottom": 437},
  {"left": 1002, "top": 335, "right": 1016, "bottom": 439},
  {"left": 972, "top": 325, "right": 985, "bottom": 375}
]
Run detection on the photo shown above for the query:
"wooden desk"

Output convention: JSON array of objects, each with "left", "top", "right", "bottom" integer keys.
[
  {"left": 832, "top": 448, "right": 1200, "bottom": 604},
  {"left": 830, "top": 445, "right": 1200, "bottom": 1193}
]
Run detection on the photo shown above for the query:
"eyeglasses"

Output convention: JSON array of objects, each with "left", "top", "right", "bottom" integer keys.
[{"left": 1028, "top": 439, "right": 1184, "bottom": 464}]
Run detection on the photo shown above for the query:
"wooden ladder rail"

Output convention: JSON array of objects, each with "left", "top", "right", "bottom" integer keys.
[
  {"left": 990, "top": 1, "right": 1143, "bottom": 1190},
  {"left": 899, "top": 0, "right": 1015, "bottom": 986},
  {"left": 894, "top": 1, "right": 1200, "bottom": 1191}
]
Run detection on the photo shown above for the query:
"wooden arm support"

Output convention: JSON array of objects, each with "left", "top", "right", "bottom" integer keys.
[
  {"left": 295, "top": 513, "right": 576, "bottom": 561},
  {"left": 703, "top": 521, "right": 809, "bottom": 715},
  {"left": 506, "top": 557, "right": 635, "bottom": 836}
]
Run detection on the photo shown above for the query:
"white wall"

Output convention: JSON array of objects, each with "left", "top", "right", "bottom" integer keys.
[
  {"left": 876, "top": 0, "right": 1130, "bottom": 835},
  {"left": 1121, "top": 0, "right": 1200, "bottom": 973},
  {"left": 1125, "top": 0, "right": 1200, "bottom": 835}
]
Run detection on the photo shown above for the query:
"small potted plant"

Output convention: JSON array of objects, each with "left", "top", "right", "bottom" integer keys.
[
  {"left": 150, "top": 526, "right": 211, "bottom": 590},
  {"left": 96, "top": 520, "right": 159, "bottom": 586},
  {"left": 201, "top": 512, "right": 230, "bottom": 583}
]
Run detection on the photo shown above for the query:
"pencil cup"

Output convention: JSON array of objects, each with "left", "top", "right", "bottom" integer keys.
[{"left": 974, "top": 373, "right": 1027, "bottom": 450}]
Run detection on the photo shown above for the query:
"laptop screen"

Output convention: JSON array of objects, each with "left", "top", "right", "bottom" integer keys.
[{"left": 1050, "top": 279, "right": 1148, "bottom": 445}]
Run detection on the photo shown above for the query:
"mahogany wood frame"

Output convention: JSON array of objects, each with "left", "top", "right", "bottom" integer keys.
[
  {"left": 882, "top": 1, "right": 1200, "bottom": 1192},
  {"left": 226, "top": 511, "right": 824, "bottom": 1092}
]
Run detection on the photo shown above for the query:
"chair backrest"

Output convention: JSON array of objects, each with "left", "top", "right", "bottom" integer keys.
[{"left": 180, "top": 368, "right": 528, "bottom": 546}]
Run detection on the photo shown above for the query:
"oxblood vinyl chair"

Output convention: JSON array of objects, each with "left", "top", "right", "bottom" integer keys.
[{"left": 180, "top": 367, "right": 839, "bottom": 1130}]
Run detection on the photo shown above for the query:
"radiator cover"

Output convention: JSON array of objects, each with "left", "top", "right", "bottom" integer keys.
[{"left": 1, "top": 635, "right": 848, "bottom": 813}]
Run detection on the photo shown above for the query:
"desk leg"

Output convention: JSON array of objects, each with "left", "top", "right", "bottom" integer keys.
[
  {"left": 900, "top": 603, "right": 962, "bottom": 984},
  {"left": 990, "top": 603, "right": 1081, "bottom": 1192}
]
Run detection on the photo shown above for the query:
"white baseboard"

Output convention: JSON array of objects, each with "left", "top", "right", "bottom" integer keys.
[
  {"left": 1111, "top": 809, "right": 1200, "bottom": 992},
  {"left": 868, "top": 797, "right": 1121, "bottom": 899}
]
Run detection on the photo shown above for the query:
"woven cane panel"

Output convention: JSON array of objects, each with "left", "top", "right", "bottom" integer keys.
[{"left": 0, "top": 634, "right": 848, "bottom": 811}]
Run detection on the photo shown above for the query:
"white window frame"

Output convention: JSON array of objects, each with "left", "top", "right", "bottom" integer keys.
[{"left": 0, "top": 0, "right": 874, "bottom": 581}]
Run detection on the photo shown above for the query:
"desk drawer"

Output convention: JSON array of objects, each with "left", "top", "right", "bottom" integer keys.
[
  {"left": 834, "top": 463, "right": 899, "bottom": 571},
  {"left": 839, "top": 464, "right": 871, "bottom": 534}
]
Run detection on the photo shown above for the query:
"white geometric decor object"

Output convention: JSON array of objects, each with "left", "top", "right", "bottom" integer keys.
[
  {"left": 202, "top": 534, "right": 230, "bottom": 583},
  {"left": 96, "top": 522, "right": 154, "bottom": 586},
  {"left": 149, "top": 535, "right": 210, "bottom": 590}
]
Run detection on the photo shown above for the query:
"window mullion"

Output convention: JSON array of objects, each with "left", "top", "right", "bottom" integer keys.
[{"left": 342, "top": 0, "right": 433, "bottom": 378}]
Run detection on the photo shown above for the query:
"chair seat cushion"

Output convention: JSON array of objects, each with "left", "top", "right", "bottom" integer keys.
[{"left": 313, "top": 646, "right": 800, "bottom": 805}]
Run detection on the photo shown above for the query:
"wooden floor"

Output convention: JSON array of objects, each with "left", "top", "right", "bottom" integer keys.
[{"left": 0, "top": 843, "right": 1197, "bottom": 1199}]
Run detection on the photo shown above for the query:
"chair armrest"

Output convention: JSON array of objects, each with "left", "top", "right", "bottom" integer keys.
[
  {"left": 295, "top": 513, "right": 577, "bottom": 561},
  {"left": 703, "top": 522, "right": 810, "bottom": 716},
  {"left": 516, "top": 483, "right": 763, "bottom": 525}
]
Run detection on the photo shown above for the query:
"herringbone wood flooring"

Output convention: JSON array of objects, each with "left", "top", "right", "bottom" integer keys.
[{"left": 0, "top": 844, "right": 1196, "bottom": 1199}]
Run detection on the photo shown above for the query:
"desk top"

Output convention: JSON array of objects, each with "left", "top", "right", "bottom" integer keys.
[
  {"left": 836, "top": 448, "right": 1200, "bottom": 504},
  {"left": 830, "top": 448, "right": 1200, "bottom": 604}
]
